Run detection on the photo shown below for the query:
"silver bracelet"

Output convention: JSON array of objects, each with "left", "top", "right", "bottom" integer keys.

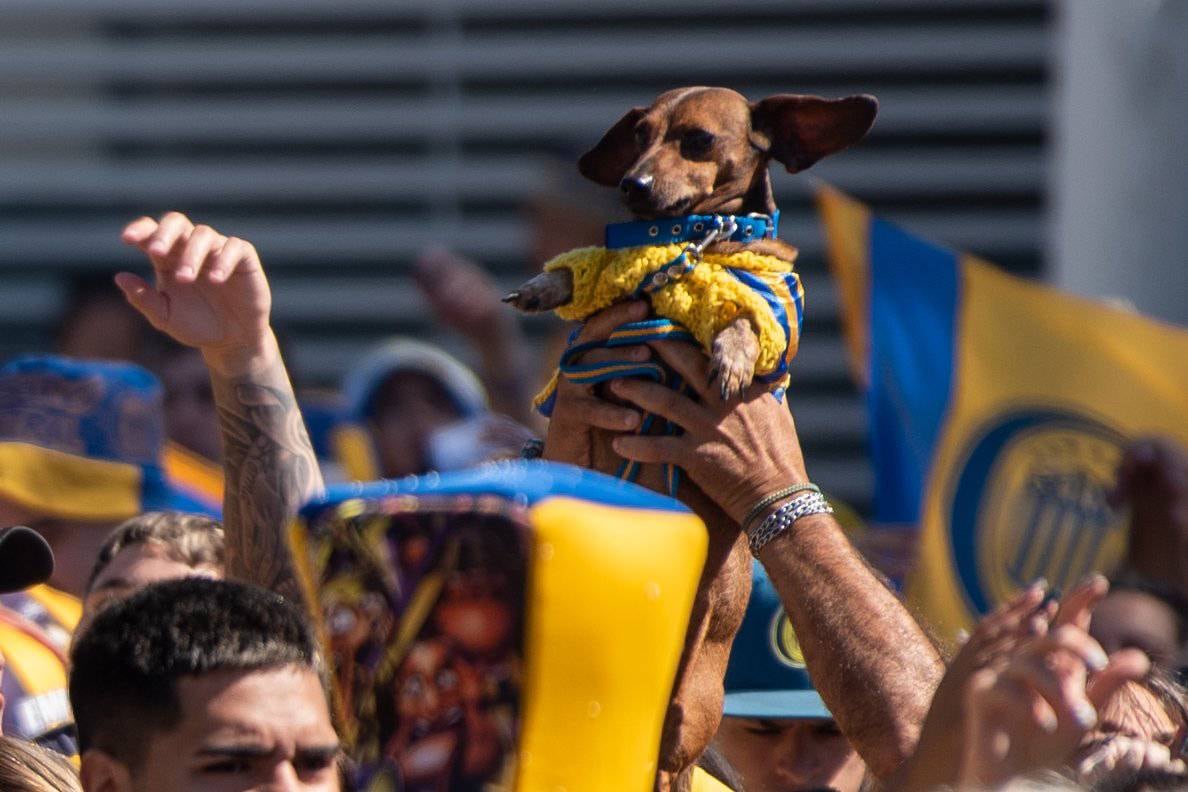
[{"left": 747, "top": 491, "right": 833, "bottom": 556}]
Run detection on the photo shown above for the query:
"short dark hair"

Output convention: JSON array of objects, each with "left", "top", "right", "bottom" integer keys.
[
  {"left": 85, "top": 511, "right": 225, "bottom": 594},
  {"left": 69, "top": 578, "right": 323, "bottom": 768}
]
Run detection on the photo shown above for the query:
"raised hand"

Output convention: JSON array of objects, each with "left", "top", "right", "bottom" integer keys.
[
  {"left": 117, "top": 211, "right": 320, "bottom": 604},
  {"left": 118, "top": 212, "right": 272, "bottom": 374}
]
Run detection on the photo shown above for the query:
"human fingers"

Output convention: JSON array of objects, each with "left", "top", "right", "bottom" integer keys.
[
  {"left": 647, "top": 340, "right": 711, "bottom": 400},
  {"left": 1086, "top": 648, "right": 1151, "bottom": 708},
  {"left": 176, "top": 224, "right": 225, "bottom": 283},
  {"left": 114, "top": 272, "right": 169, "bottom": 329},
  {"left": 121, "top": 216, "right": 158, "bottom": 246},
  {"left": 560, "top": 395, "right": 641, "bottom": 432},
  {"left": 1054, "top": 573, "right": 1109, "bottom": 631},
  {"left": 143, "top": 211, "right": 195, "bottom": 260},
  {"left": 574, "top": 301, "right": 649, "bottom": 344},
  {"left": 207, "top": 236, "right": 258, "bottom": 284},
  {"left": 611, "top": 433, "right": 688, "bottom": 467},
  {"left": 608, "top": 377, "right": 710, "bottom": 433},
  {"left": 568, "top": 344, "right": 650, "bottom": 368},
  {"left": 1003, "top": 648, "right": 1096, "bottom": 731}
]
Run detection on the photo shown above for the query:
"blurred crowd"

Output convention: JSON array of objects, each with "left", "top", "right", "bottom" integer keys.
[{"left": 0, "top": 194, "right": 1182, "bottom": 792}]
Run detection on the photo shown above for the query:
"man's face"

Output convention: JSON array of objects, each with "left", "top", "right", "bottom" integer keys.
[
  {"left": 95, "top": 665, "right": 341, "bottom": 792},
  {"left": 84, "top": 541, "right": 222, "bottom": 618},
  {"left": 714, "top": 717, "right": 866, "bottom": 792}
]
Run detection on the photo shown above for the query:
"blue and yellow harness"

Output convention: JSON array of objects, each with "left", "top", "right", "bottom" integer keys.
[{"left": 534, "top": 213, "right": 805, "bottom": 493}]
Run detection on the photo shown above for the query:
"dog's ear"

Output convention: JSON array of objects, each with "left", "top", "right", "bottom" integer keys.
[
  {"left": 578, "top": 107, "right": 646, "bottom": 187},
  {"left": 751, "top": 94, "right": 878, "bottom": 173}
]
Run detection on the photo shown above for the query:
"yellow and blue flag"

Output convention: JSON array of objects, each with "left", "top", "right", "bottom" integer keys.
[{"left": 818, "top": 185, "right": 1188, "bottom": 639}]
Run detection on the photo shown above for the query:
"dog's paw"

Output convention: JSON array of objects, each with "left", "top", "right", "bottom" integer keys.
[
  {"left": 502, "top": 270, "right": 574, "bottom": 313},
  {"left": 710, "top": 348, "right": 755, "bottom": 401},
  {"left": 709, "top": 318, "right": 760, "bottom": 401}
]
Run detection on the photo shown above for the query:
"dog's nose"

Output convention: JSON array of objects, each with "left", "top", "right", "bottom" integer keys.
[{"left": 619, "top": 174, "right": 654, "bottom": 198}]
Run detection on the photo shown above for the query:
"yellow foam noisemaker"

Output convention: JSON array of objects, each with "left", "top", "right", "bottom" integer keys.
[{"left": 289, "top": 460, "right": 707, "bottom": 791}]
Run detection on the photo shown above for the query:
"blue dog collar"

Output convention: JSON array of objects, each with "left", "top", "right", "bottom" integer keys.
[{"left": 605, "top": 211, "right": 780, "bottom": 250}]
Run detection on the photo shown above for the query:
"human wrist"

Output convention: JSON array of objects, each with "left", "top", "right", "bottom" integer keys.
[
  {"left": 201, "top": 330, "right": 279, "bottom": 379},
  {"left": 746, "top": 490, "right": 833, "bottom": 557}
]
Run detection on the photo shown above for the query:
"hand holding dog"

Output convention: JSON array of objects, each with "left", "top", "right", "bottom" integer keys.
[
  {"left": 608, "top": 340, "right": 809, "bottom": 526},
  {"left": 117, "top": 212, "right": 274, "bottom": 377}
]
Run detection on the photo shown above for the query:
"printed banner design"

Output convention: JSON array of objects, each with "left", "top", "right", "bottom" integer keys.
[
  {"left": 818, "top": 185, "right": 1188, "bottom": 639},
  {"left": 292, "top": 460, "right": 708, "bottom": 792}
]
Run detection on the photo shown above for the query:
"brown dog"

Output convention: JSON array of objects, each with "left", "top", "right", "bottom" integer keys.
[
  {"left": 509, "top": 86, "right": 877, "bottom": 788},
  {"left": 506, "top": 86, "right": 876, "bottom": 398}
]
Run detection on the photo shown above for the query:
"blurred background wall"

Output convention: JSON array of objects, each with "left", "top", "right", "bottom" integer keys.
[
  {"left": 0, "top": 0, "right": 1055, "bottom": 512},
  {"left": 1050, "top": 0, "right": 1188, "bottom": 326}
]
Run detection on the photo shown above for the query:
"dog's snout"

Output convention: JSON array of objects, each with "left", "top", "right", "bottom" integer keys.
[{"left": 619, "top": 174, "right": 654, "bottom": 198}]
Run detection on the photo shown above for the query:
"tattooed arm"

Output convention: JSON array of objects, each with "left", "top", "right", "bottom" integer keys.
[{"left": 119, "top": 212, "right": 323, "bottom": 601}]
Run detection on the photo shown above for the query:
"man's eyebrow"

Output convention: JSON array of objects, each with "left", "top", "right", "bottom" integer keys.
[
  {"left": 196, "top": 744, "right": 273, "bottom": 759},
  {"left": 196, "top": 742, "right": 343, "bottom": 760},
  {"left": 295, "top": 744, "right": 343, "bottom": 763}
]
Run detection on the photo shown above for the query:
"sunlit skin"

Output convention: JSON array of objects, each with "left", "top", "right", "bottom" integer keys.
[
  {"left": 83, "top": 541, "right": 222, "bottom": 618},
  {"left": 81, "top": 665, "right": 341, "bottom": 792},
  {"left": 714, "top": 717, "right": 866, "bottom": 792}
]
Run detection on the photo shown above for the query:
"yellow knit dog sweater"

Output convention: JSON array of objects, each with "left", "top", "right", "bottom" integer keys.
[{"left": 542, "top": 243, "right": 804, "bottom": 381}]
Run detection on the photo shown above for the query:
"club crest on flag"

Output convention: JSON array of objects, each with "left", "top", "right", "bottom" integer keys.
[{"left": 947, "top": 409, "right": 1128, "bottom": 615}]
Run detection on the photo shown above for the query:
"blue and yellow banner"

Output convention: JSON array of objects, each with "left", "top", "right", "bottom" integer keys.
[{"left": 818, "top": 185, "right": 1188, "bottom": 639}]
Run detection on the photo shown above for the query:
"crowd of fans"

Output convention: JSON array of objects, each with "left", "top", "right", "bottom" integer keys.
[{"left": 0, "top": 206, "right": 1182, "bottom": 792}]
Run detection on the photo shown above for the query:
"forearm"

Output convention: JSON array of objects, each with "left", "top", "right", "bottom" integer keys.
[
  {"left": 206, "top": 331, "right": 324, "bottom": 602},
  {"left": 757, "top": 512, "right": 943, "bottom": 778},
  {"left": 472, "top": 317, "right": 534, "bottom": 426}
]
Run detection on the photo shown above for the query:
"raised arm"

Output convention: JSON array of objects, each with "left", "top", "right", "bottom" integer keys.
[
  {"left": 118, "top": 212, "right": 323, "bottom": 601},
  {"left": 608, "top": 340, "right": 944, "bottom": 777}
]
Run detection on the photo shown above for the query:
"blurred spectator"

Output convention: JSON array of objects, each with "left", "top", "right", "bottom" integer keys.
[
  {"left": 82, "top": 512, "right": 223, "bottom": 618},
  {"left": 335, "top": 338, "right": 533, "bottom": 481},
  {"left": 53, "top": 273, "right": 146, "bottom": 363},
  {"left": 70, "top": 578, "right": 339, "bottom": 791},
  {"left": 0, "top": 735, "right": 81, "bottom": 792},
  {"left": 1092, "top": 438, "right": 1188, "bottom": 676},
  {"left": 0, "top": 355, "right": 212, "bottom": 749},
  {"left": 415, "top": 249, "right": 535, "bottom": 428},
  {"left": 141, "top": 339, "right": 222, "bottom": 464},
  {"left": 713, "top": 562, "right": 867, "bottom": 792}
]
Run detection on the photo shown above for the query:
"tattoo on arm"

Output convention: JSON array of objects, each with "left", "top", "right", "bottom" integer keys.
[{"left": 213, "top": 358, "right": 323, "bottom": 602}]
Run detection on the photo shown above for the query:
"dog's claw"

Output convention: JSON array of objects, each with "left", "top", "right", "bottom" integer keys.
[{"left": 502, "top": 291, "right": 520, "bottom": 304}]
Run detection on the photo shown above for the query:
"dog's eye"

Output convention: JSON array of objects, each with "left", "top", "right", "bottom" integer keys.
[{"left": 680, "top": 129, "right": 716, "bottom": 158}]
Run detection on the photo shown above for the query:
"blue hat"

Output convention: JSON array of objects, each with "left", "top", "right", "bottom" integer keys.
[
  {"left": 0, "top": 356, "right": 184, "bottom": 521},
  {"left": 722, "top": 560, "right": 833, "bottom": 720}
]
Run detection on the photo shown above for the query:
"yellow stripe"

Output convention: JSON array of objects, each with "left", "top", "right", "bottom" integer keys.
[
  {"left": 162, "top": 442, "right": 223, "bottom": 504},
  {"left": 762, "top": 271, "right": 803, "bottom": 367},
  {"left": 816, "top": 184, "right": 872, "bottom": 387},
  {"left": 0, "top": 442, "right": 141, "bottom": 521},
  {"left": 26, "top": 585, "right": 81, "bottom": 634},
  {"left": 515, "top": 497, "right": 706, "bottom": 791},
  {"left": 0, "top": 624, "right": 68, "bottom": 696},
  {"left": 331, "top": 425, "right": 380, "bottom": 482}
]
